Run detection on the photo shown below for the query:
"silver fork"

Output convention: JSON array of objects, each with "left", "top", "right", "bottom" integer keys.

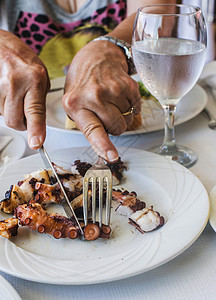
[
  {"left": 83, "top": 156, "right": 112, "bottom": 228},
  {"left": 204, "top": 107, "right": 216, "bottom": 129},
  {"left": 203, "top": 86, "right": 216, "bottom": 129}
]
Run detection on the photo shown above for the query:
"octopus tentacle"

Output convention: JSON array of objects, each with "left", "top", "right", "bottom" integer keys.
[{"left": 14, "top": 202, "right": 111, "bottom": 240}]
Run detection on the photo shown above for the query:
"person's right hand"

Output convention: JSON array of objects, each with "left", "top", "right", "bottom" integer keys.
[{"left": 0, "top": 30, "right": 50, "bottom": 149}]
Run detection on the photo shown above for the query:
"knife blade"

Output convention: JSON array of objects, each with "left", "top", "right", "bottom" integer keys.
[{"left": 39, "top": 145, "right": 84, "bottom": 237}]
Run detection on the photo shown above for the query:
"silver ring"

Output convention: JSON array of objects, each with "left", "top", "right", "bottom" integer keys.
[{"left": 122, "top": 106, "right": 136, "bottom": 116}]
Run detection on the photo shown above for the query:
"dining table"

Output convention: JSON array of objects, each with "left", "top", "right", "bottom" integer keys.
[{"left": 0, "top": 80, "right": 216, "bottom": 300}]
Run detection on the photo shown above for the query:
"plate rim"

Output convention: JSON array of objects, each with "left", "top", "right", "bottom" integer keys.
[
  {"left": 0, "top": 274, "right": 22, "bottom": 300},
  {"left": 0, "top": 147, "right": 210, "bottom": 285},
  {"left": 0, "top": 126, "right": 26, "bottom": 167}
]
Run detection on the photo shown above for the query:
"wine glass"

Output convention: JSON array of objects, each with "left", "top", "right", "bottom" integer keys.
[{"left": 132, "top": 4, "right": 207, "bottom": 167}]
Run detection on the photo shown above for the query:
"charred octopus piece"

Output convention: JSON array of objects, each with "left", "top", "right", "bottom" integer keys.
[
  {"left": 112, "top": 189, "right": 146, "bottom": 217},
  {"left": 33, "top": 182, "right": 62, "bottom": 205},
  {"left": 0, "top": 218, "right": 19, "bottom": 238},
  {"left": 14, "top": 203, "right": 80, "bottom": 239},
  {"left": 129, "top": 206, "right": 164, "bottom": 234},
  {"left": 0, "top": 168, "right": 52, "bottom": 213},
  {"left": 71, "top": 157, "right": 126, "bottom": 185},
  {"left": 106, "top": 157, "right": 127, "bottom": 185},
  {"left": 0, "top": 165, "right": 84, "bottom": 214}
]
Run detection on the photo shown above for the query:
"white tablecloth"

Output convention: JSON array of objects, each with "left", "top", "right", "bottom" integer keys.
[{"left": 1, "top": 94, "right": 216, "bottom": 299}]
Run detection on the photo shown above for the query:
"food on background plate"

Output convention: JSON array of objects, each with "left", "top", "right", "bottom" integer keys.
[{"left": 0, "top": 158, "right": 164, "bottom": 241}]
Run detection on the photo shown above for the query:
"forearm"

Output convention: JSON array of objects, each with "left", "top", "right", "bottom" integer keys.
[
  {"left": 105, "top": 0, "right": 177, "bottom": 43},
  {"left": 0, "top": 29, "right": 49, "bottom": 149},
  {"left": 107, "top": 13, "right": 136, "bottom": 43},
  {"left": 127, "top": 0, "right": 177, "bottom": 15}
]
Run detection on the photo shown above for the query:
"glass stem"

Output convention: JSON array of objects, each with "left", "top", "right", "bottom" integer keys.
[{"left": 161, "top": 104, "right": 177, "bottom": 152}]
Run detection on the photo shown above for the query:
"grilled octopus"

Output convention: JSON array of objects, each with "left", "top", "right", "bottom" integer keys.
[
  {"left": 13, "top": 202, "right": 111, "bottom": 240},
  {"left": 112, "top": 189, "right": 146, "bottom": 217},
  {"left": 0, "top": 159, "right": 126, "bottom": 214},
  {"left": 0, "top": 218, "right": 18, "bottom": 238}
]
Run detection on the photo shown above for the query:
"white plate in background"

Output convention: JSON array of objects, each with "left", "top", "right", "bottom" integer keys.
[
  {"left": 0, "top": 147, "right": 209, "bottom": 285},
  {"left": 0, "top": 275, "right": 21, "bottom": 300},
  {"left": 0, "top": 126, "right": 26, "bottom": 168}
]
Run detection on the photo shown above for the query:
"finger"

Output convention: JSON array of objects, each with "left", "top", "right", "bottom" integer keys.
[
  {"left": 3, "top": 94, "right": 26, "bottom": 131},
  {"left": 94, "top": 103, "right": 128, "bottom": 135},
  {"left": 73, "top": 109, "right": 119, "bottom": 162},
  {"left": 124, "top": 78, "right": 142, "bottom": 115},
  {"left": 24, "top": 88, "right": 46, "bottom": 150},
  {"left": 106, "top": 77, "right": 141, "bottom": 118}
]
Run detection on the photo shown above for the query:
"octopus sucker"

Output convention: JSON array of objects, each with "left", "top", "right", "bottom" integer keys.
[
  {"left": 84, "top": 223, "right": 111, "bottom": 241},
  {"left": 38, "top": 224, "right": 45, "bottom": 233}
]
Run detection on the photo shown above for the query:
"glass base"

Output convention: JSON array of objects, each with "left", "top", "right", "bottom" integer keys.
[{"left": 147, "top": 144, "right": 197, "bottom": 168}]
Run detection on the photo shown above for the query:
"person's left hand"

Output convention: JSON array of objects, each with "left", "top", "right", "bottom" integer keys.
[{"left": 62, "top": 40, "right": 141, "bottom": 162}]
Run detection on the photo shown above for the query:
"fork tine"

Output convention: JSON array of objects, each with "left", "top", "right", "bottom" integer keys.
[
  {"left": 106, "top": 176, "right": 112, "bottom": 225},
  {"left": 91, "top": 177, "right": 96, "bottom": 223},
  {"left": 99, "top": 177, "right": 104, "bottom": 228},
  {"left": 83, "top": 156, "right": 113, "bottom": 234},
  {"left": 83, "top": 177, "right": 89, "bottom": 226}
]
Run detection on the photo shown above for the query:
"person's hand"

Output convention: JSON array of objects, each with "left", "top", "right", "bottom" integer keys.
[
  {"left": 0, "top": 30, "right": 50, "bottom": 149},
  {"left": 62, "top": 40, "right": 141, "bottom": 162}
]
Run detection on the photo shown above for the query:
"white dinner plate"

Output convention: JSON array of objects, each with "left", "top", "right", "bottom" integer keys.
[
  {"left": 0, "top": 147, "right": 209, "bottom": 285},
  {"left": 47, "top": 76, "right": 207, "bottom": 135},
  {"left": 0, "top": 275, "right": 21, "bottom": 300},
  {"left": 0, "top": 126, "right": 26, "bottom": 169}
]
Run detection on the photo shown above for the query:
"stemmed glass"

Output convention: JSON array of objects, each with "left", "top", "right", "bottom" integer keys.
[{"left": 132, "top": 4, "right": 207, "bottom": 167}]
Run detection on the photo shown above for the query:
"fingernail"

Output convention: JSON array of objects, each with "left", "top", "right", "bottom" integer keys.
[
  {"left": 29, "top": 136, "right": 41, "bottom": 148},
  {"left": 106, "top": 150, "right": 119, "bottom": 162}
]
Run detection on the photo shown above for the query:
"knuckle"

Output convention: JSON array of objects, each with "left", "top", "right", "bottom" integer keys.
[
  {"left": 62, "top": 93, "right": 78, "bottom": 112},
  {"left": 128, "top": 77, "right": 139, "bottom": 93},
  {"left": 30, "top": 65, "right": 48, "bottom": 86},
  {"left": 4, "top": 117, "right": 24, "bottom": 129},
  {"left": 109, "top": 80, "right": 122, "bottom": 94},
  {"left": 0, "top": 74, "right": 15, "bottom": 93}
]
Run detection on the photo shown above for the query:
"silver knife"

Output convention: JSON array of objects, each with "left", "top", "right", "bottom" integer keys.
[{"left": 39, "top": 145, "right": 84, "bottom": 237}]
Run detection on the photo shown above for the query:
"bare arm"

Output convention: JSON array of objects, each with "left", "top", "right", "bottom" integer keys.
[
  {"left": 62, "top": 13, "right": 138, "bottom": 162},
  {"left": 0, "top": 29, "right": 50, "bottom": 149},
  {"left": 63, "top": 0, "right": 176, "bottom": 162}
]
